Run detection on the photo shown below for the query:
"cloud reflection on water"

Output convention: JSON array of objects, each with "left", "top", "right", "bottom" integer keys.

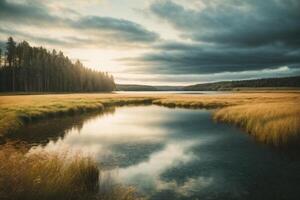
[{"left": 26, "top": 105, "right": 300, "bottom": 200}]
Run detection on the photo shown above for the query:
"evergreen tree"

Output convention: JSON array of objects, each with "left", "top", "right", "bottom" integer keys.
[
  {"left": 0, "top": 37, "right": 115, "bottom": 92},
  {"left": 0, "top": 48, "right": 2, "bottom": 67},
  {"left": 5, "top": 37, "right": 17, "bottom": 91}
]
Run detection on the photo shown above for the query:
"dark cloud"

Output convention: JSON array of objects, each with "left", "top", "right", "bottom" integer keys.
[
  {"left": 0, "top": 0, "right": 59, "bottom": 25},
  {"left": 1, "top": 0, "right": 299, "bottom": 80},
  {"left": 150, "top": 0, "right": 300, "bottom": 47},
  {"left": 72, "top": 16, "right": 159, "bottom": 43},
  {"left": 123, "top": 41, "right": 300, "bottom": 74},
  {"left": 120, "top": 0, "right": 300, "bottom": 75},
  {"left": 116, "top": 66, "right": 300, "bottom": 85},
  {"left": 0, "top": 0, "right": 159, "bottom": 46},
  {"left": 0, "top": 27, "right": 74, "bottom": 46}
]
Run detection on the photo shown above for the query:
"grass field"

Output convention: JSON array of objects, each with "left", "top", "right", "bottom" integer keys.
[
  {"left": 0, "top": 144, "right": 143, "bottom": 200},
  {"left": 154, "top": 92, "right": 300, "bottom": 145},
  {"left": 0, "top": 94, "right": 154, "bottom": 139},
  {"left": 0, "top": 91, "right": 299, "bottom": 199},
  {"left": 1, "top": 92, "right": 300, "bottom": 146}
]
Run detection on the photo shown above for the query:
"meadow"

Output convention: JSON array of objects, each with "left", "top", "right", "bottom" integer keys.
[
  {"left": 0, "top": 91, "right": 299, "bottom": 199},
  {"left": 1, "top": 91, "right": 300, "bottom": 145},
  {"left": 0, "top": 144, "right": 143, "bottom": 200},
  {"left": 154, "top": 92, "right": 300, "bottom": 146}
]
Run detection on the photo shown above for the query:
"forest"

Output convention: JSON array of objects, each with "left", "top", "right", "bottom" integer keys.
[
  {"left": 184, "top": 76, "right": 300, "bottom": 91},
  {"left": 0, "top": 37, "right": 115, "bottom": 92}
]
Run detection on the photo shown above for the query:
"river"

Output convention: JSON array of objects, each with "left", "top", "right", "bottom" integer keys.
[{"left": 10, "top": 105, "right": 300, "bottom": 200}]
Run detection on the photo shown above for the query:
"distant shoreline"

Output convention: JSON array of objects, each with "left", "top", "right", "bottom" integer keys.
[{"left": 1, "top": 92, "right": 299, "bottom": 147}]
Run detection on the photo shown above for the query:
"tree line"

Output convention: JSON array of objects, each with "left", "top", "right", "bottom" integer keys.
[
  {"left": 0, "top": 37, "right": 115, "bottom": 92},
  {"left": 184, "top": 76, "right": 300, "bottom": 91}
]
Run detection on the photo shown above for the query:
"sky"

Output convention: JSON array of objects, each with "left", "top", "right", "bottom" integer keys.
[{"left": 0, "top": 0, "right": 299, "bottom": 85}]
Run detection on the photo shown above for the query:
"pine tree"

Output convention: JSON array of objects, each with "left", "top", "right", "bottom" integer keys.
[
  {"left": 0, "top": 48, "right": 2, "bottom": 67},
  {"left": 0, "top": 37, "right": 115, "bottom": 92},
  {"left": 5, "top": 37, "right": 17, "bottom": 91}
]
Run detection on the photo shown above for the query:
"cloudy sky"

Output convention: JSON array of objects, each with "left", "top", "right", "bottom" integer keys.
[{"left": 0, "top": 0, "right": 299, "bottom": 85}]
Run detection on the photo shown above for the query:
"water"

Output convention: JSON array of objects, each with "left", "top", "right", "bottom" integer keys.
[
  {"left": 115, "top": 91, "right": 229, "bottom": 95},
  {"left": 10, "top": 106, "right": 300, "bottom": 200}
]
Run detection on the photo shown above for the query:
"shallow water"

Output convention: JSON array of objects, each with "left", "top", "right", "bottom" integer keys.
[
  {"left": 116, "top": 91, "right": 228, "bottom": 95},
  {"left": 12, "top": 105, "right": 300, "bottom": 200}
]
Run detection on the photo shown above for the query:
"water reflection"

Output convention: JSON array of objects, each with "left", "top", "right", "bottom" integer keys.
[
  {"left": 7, "top": 107, "right": 116, "bottom": 147},
  {"left": 8, "top": 105, "right": 300, "bottom": 200},
  {"left": 29, "top": 106, "right": 172, "bottom": 166}
]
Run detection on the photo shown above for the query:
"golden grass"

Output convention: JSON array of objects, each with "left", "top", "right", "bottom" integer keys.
[
  {"left": 0, "top": 92, "right": 299, "bottom": 199},
  {"left": 0, "top": 145, "right": 143, "bottom": 200},
  {"left": 0, "top": 92, "right": 300, "bottom": 146},
  {"left": 0, "top": 93, "right": 154, "bottom": 136},
  {"left": 214, "top": 102, "right": 300, "bottom": 146}
]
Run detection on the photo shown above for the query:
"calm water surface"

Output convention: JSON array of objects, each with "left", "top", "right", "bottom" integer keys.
[
  {"left": 13, "top": 106, "right": 300, "bottom": 200},
  {"left": 116, "top": 91, "right": 229, "bottom": 95}
]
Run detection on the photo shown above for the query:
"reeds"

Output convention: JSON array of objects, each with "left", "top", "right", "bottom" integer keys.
[
  {"left": 152, "top": 92, "right": 300, "bottom": 145},
  {"left": 214, "top": 102, "right": 300, "bottom": 146},
  {"left": 0, "top": 94, "right": 155, "bottom": 136},
  {"left": 0, "top": 145, "right": 143, "bottom": 200},
  {"left": 1, "top": 92, "right": 300, "bottom": 146}
]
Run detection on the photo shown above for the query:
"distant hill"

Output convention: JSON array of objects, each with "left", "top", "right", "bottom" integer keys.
[
  {"left": 117, "top": 76, "right": 300, "bottom": 91},
  {"left": 116, "top": 84, "right": 157, "bottom": 91},
  {"left": 116, "top": 84, "right": 183, "bottom": 91},
  {"left": 154, "top": 86, "right": 183, "bottom": 91},
  {"left": 184, "top": 76, "right": 300, "bottom": 91}
]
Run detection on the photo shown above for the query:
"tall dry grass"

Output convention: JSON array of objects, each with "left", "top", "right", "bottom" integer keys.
[
  {"left": 0, "top": 145, "right": 143, "bottom": 200},
  {"left": 0, "top": 93, "right": 155, "bottom": 136},
  {"left": 153, "top": 92, "right": 300, "bottom": 146},
  {"left": 214, "top": 102, "right": 300, "bottom": 146},
  {"left": 1, "top": 92, "right": 300, "bottom": 146}
]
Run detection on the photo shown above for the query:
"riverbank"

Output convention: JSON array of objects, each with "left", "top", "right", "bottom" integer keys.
[
  {"left": 0, "top": 94, "right": 154, "bottom": 139},
  {"left": 0, "top": 92, "right": 299, "bottom": 200},
  {"left": 0, "top": 92, "right": 299, "bottom": 146},
  {"left": 0, "top": 144, "right": 143, "bottom": 200}
]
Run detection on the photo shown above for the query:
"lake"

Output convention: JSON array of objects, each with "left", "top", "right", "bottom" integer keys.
[
  {"left": 116, "top": 91, "right": 229, "bottom": 95},
  {"left": 10, "top": 105, "right": 300, "bottom": 200}
]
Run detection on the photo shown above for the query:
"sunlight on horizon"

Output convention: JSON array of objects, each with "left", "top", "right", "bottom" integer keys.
[{"left": 0, "top": 0, "right": 299, "bottom": 85}]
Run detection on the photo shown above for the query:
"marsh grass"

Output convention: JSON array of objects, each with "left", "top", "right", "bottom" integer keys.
[
  {"left": 214, "top": 102, "right": 300, "bottom": 146},
  {"left": 0, "top": 92, "right": 299, "bottom": 200},
  {"left": 0, "top": 145, "right": 143, "bottom": 200},
  {"left": 0, "top": 145, "right": 98, "bottom": 200},
  {"left": 0, "top": 94, "right": 155, "bottom": 136},
  {"left": 1, "top": 92, "right": 300, "bottom": 146},
  {"left": 152, "top": 93, "right": 300, "bottom": 146}
]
